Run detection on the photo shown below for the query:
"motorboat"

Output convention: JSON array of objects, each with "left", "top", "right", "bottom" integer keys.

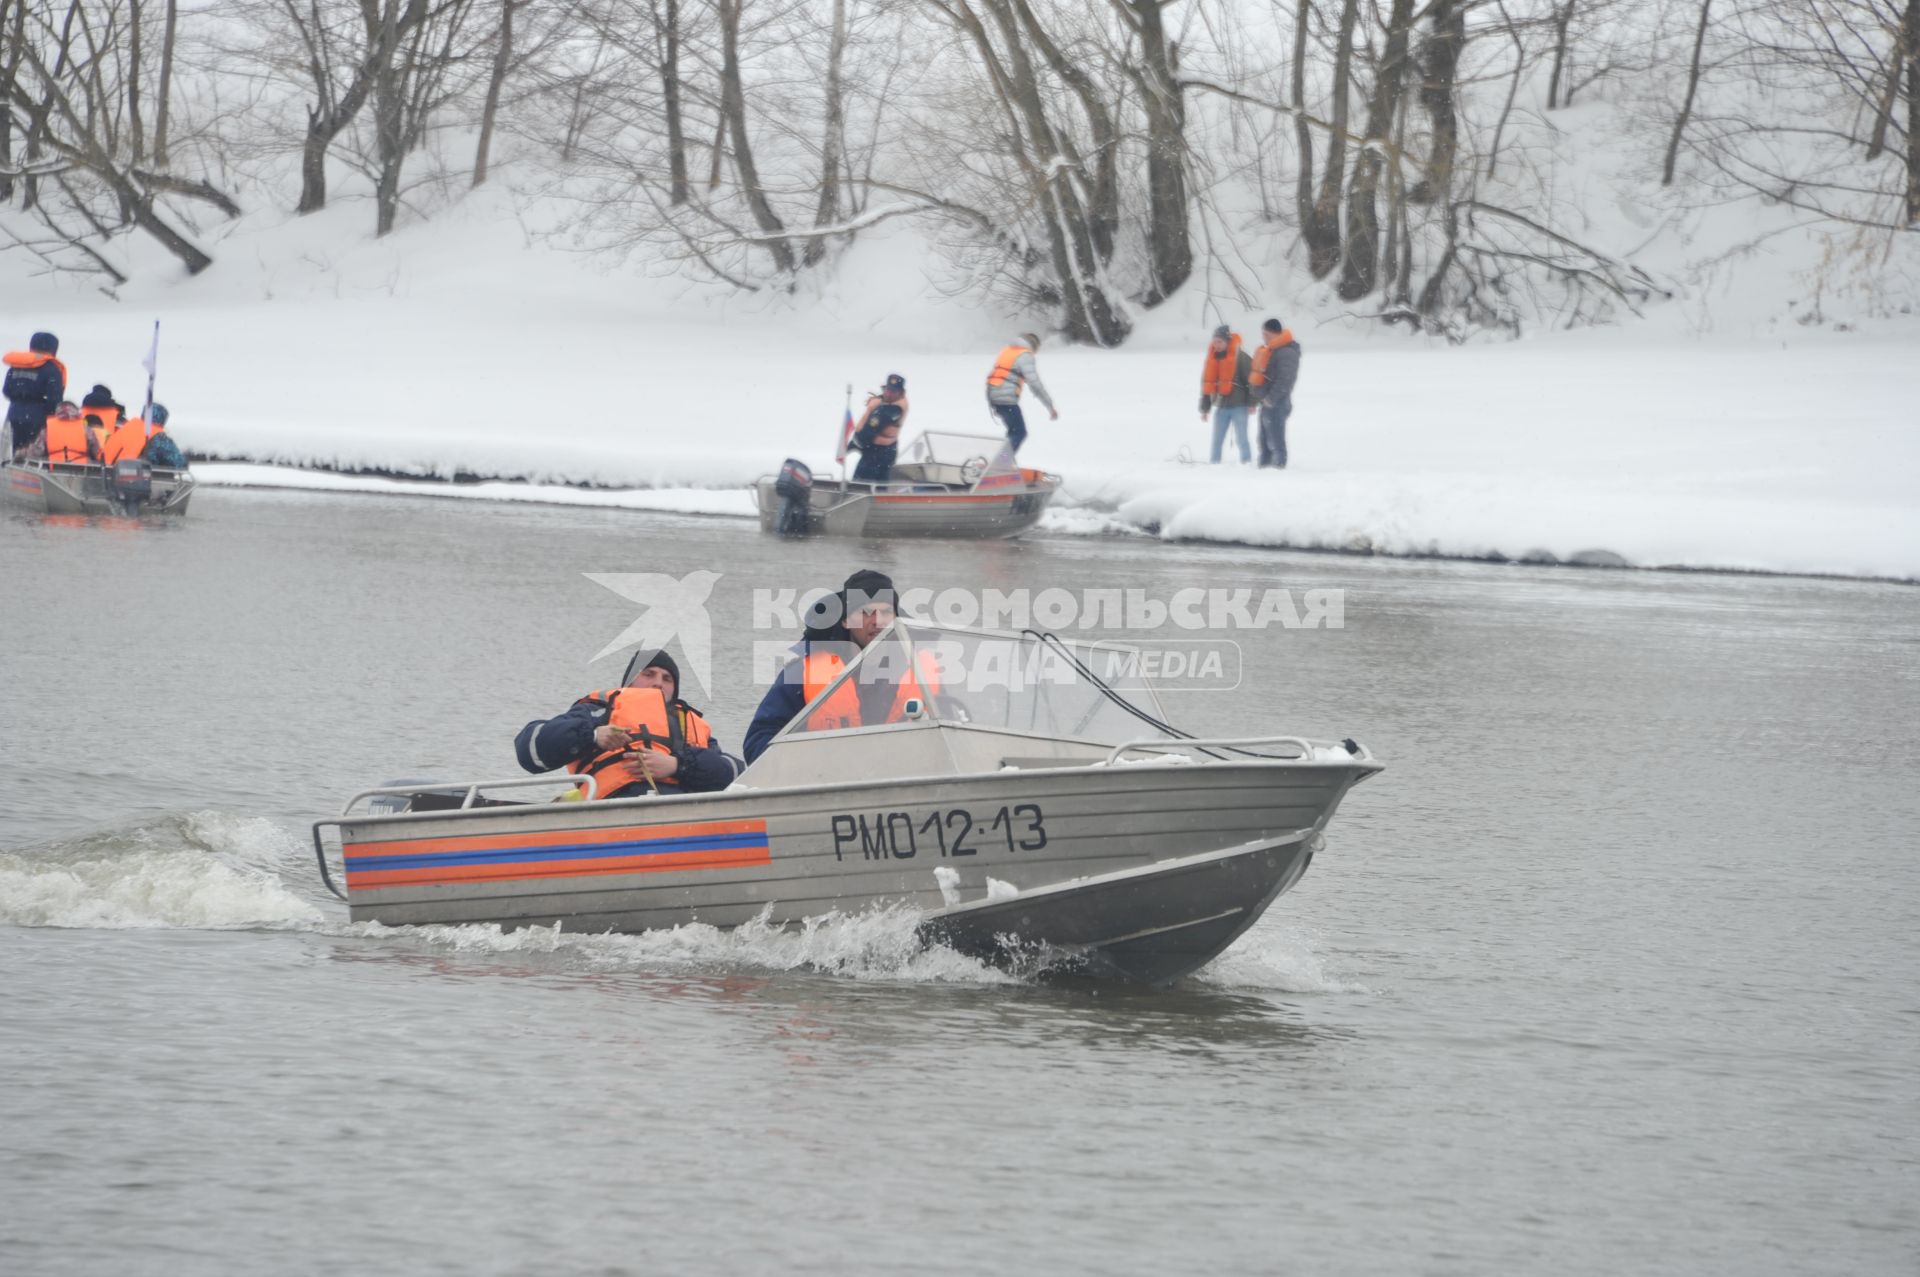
[
  {"left": 753, "top": 431, "right": 1059, "bottom": 539},
  {"left": 1, "top": 445, "right": 195, "bottom": 516},
  {"left": 312, "top": 622, "right": 1382, "bottom": 983}
]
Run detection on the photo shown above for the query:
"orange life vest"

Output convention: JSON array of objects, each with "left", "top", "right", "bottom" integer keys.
[
  {"left": 985, "top": 345, "right": 1030, "bottom": 391},
  {"left": 1202, "top": 335, "right": 1242, "bottom": 396},
  {"left": 84, "top": 406, "right": 122, "bottom": 431},
  {"left": 43, "top": 416, "right": 93, "bottom": 464},
  {"left": 3, "top": 349, "right": 69, "bottom": 385},
  {"left": 1249, "top": 329, "right": 1296, "bottom": 389},
  {"left": 566, "top": 686, "right": 713, "bottom": 798},
  {"left": 801, "top": 648, "right": 942, "bottom": 732},
  {"left": 102, "top": 418, "right": 151, "bottom": 465}
]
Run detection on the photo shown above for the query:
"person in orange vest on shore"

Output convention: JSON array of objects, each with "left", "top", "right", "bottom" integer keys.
[
  {"left": 1248, "top": 318, "right": 1302, "bottom": 469},
  {"left": 984, "top": 332, "right": 1058, "bottom": 454},
  {"left": 3, "top": 331, "right": 67, "bottom": 457},
  {"left": 36, "top": 401, "right": 102, "bottom": 464},
  {"left": 742, "top": 569, "right": 940, "bottom": 761},
  {"left": 1198, "top": 324, "right": 1254, "bottom": 465},
  {"left": 514, "top": 649, "right": 742, "bottom": 799}
]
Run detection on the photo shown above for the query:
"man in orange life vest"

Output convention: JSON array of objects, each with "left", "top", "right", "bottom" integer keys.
[
  {"left": 514, "top": 649, "right": 742, "bottom": 798},
  {"left": 3, "top": 331, "right": 66, "bottom": 457},
  {"left": 1198, "top": 323, "right": 1254, "bottom": 464},
  {"left": 742, "top": 569, "right": 937, "bottom": 762},
  {"left": 35, "top": 401, "right": 101, "bottom": 464},
  {"left": 1248, "top": 318, "right": 1302, "bottom": 469},
  {"left": 984, "top": 333, "right": 1058, "bottom": 454}
]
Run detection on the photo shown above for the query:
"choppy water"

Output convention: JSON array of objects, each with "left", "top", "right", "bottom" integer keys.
[{"left": 2, "top": 491, "right": 1916, "bottom": 1275}]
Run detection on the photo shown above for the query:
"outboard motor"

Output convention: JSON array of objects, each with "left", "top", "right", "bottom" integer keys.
[
  {"left": 110, "top": 458, "right": 153, "bottom": 509},
  {"left": 773, "top": 457, "right": 814, "bottom": 537}
]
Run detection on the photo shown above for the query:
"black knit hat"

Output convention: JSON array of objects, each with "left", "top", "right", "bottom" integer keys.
[
  {"left": 82, "top": 384, "right": 115, "bottom": 407},
  {"left": 1262, "top": 317, "right": 1285, "bottom": 333},
  {"left": 842, "top": 569, "right": 898, "bottom": 614},
  {"left": 621, "top": 648, "right": 680, "bottom": 692},
  {"left": 29, "top": 332, "right": 58, "bottom": 354}
]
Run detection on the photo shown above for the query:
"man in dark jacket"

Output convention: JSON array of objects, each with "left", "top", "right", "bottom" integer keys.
[
  {"left": 515, "top": 649, "right": 741, "bottom": 797},
  {"left": 1249, "top": 318, "right": 1302, "bottom": 469},
  {"left": 1198, "top": 324, "right": 1254, "bottom": 464},
  {"left": 3, "top": 331, "right": 67, "bottom": 456},
  {"left": 743, "top": 569, "right": 910, "bottom": 762},
  {"left": 142, "top": 403, "right": 189, "bottom": 469},
  {"left": 80, "top": 384, "right": 128, "bottom": 427}
]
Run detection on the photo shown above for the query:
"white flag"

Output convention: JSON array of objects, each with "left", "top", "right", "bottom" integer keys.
[{"left": 140, "top": 321, "right": 160, "bottom": 377}]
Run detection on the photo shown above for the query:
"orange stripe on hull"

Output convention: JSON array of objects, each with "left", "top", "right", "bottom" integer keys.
[
  {"left": 348, "top": 843, "right": 772, "bottom": 888},
  {"left": 346, "top": 817, "right": 768, "bottom": 860}
]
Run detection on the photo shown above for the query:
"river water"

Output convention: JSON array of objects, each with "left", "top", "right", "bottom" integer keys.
[{"left": 2, "top": 490, "right": 1916, "bottom": 1275}]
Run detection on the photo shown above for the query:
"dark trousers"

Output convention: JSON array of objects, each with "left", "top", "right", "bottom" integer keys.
[
  {"left": 1257, "top": 396, "right": 1291, "bottom": 468},
  {"left": 991, "top": 402, "right": 1028, "bottom": 453},
  {"left": 851, "top": 444, "right": 897, "bottom": 482}
]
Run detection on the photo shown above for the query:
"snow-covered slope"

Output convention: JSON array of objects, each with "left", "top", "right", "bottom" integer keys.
[{"left": 8, "top": 129, "right": 1918, "bottom": 581}]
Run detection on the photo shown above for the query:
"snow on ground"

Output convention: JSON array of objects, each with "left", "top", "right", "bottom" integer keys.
[
  {"left": 194, "top": 463, "right": 757, "bottom": 517},
  {"left": 10, "top": 187, "right": 1919, "bottom": 581}
]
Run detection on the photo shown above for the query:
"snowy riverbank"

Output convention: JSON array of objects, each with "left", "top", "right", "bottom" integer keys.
[{"left": 14, "top": 199, "right": 1920, "bottom": 582}]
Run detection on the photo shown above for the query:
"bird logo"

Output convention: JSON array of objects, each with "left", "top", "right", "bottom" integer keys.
[{"left": 585, "top": 570, "right": 722, "bottom": 694}]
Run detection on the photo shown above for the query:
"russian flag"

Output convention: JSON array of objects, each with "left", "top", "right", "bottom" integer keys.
[{"left": 834, "top": 406, "right": 857, "bottom": 464}]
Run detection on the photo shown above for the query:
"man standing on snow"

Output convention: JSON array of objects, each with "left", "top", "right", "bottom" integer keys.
[
  {"left": 984, "top": 333, "right": 1058, "bottom": 454},
  {"left": 1198, "top": 324, "right": 1254, "bottom": 465},
  {"left": 1249, "top": 318, "right": 1301, "bottom": 469}
]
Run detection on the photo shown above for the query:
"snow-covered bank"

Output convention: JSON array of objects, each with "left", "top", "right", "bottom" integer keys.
[
  {"left": 195, "top": 463, "right": 756, "bottom": 517},
  {"left": 11, "top": 194, "right": 1919, "bottom": 582}
]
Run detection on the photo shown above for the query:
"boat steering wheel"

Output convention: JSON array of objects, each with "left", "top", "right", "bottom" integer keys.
[{"left": 960, "top": 456, "right": 990, "bottom": 485}]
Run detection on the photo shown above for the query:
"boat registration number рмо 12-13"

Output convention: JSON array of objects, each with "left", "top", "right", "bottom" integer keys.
[{"left": 829, "top": 805, "right": 1048, "bottom": 861}]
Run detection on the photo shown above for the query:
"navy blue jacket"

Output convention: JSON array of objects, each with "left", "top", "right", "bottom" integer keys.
[
  {"left": 744, "top": 660, "right": 811, "bottom": 762},
  {"left": 4, "top": 356, "right": 66, "bottom": 440},
  {"left": 744, "top": 638, "right": 906, "bottom": 762},
  {"left": 515, "top": 694, "right": 741, "bottom": 795}
]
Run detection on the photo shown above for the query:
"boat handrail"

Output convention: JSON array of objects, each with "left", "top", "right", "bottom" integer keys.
[
  {"left": 339, "top": 773, "right": 596, "bottom": 817},
  {"left": 310, "top": 774, "right": 599, "bottom": 902},
  {"left": 1102, "top": 735, "right": 1368, "bottom": 765}
]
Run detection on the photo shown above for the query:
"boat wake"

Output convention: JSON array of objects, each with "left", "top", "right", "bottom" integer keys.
[
  {"left": 0, "top": 811, "right": 325, "bottom": 931},
  {"left": 2, "top": 811, "right": 1349, "bottom": 990}
]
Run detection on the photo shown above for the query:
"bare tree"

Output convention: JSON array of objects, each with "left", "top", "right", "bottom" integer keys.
[
  {"left": 472, "top": 0, "right": 512, "bottom": 185},
  {"left": 1305, "top": 0, "right": 1357, "bottom": 279},
  {"left": 1113, "top": 0, "right": 1190, "bottom": 303},
  {"left": 1661, "top": 0, "right": 1710, "bottom": 186},
  {"left": 804, "top": 0, "right": 847, "bottom": 266},
  {"left": 150, "top": 0, "right": 174, "bottom": 165},
  {"left": 718, "top": 0, "right": 793, "bottom": 271},
  {"left": 1339, "top": 0, "right": 1415, "bottom": 301}
]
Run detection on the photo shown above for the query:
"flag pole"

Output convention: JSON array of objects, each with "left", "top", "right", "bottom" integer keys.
[
  {"left": 139, "top": 320, "right": 161, "bottom": 424},
  {"left": 840, "top": 382, "right": 852, "bottom": 483}
]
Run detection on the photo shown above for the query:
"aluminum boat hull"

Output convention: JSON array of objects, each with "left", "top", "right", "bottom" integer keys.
[
  {"left": 2, "top": 460, "right": 195, "bottom": 516},
  {"left": 323, "top": 758, "right": 1375, "bottom": 983},
  {"left": 752, "top": 475, "right": 1056, "bottom": 539}
]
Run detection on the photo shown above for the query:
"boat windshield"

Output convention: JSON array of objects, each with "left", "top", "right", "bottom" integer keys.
[
  {"left": 904, "top": 432, "right": 1023, "bottom": 483},
  {"left": 781, "top": 621, "right": 1173, "bottom": 744}
]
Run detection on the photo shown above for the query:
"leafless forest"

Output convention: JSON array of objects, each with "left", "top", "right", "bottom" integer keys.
[{"left": 3, "top": 0, "right": 1916, "bottom": 340}]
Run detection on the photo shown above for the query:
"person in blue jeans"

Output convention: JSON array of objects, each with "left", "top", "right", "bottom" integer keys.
[
  {"left": 1197, "top": 324, "right": 1253, "bottom": 464},
  {"left": 1250, "top": 318, "right": 1302, "bottom": 469}
]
